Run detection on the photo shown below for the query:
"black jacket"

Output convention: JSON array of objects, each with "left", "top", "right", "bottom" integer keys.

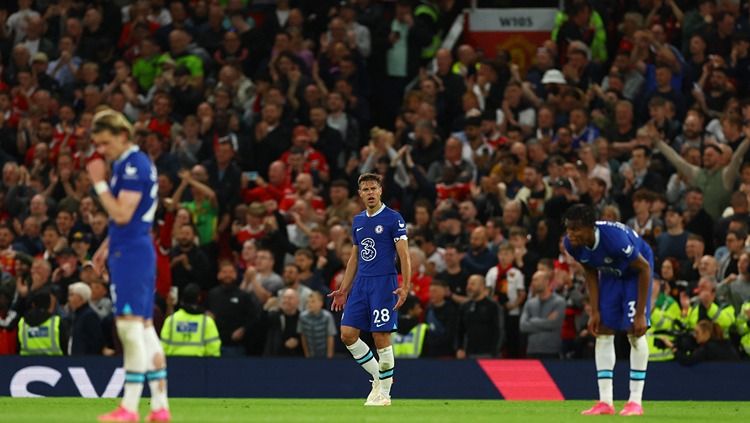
[{"left": 68, "top": 304, "right": 103, "bottom": 355}]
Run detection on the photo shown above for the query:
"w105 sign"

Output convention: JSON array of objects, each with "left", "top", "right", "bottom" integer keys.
[{"left": 10, "top": 366, "right": 125, "bottom": 398}]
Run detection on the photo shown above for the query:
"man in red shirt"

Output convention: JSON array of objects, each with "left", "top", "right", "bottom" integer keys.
[
  {"left": 279, "top": 172, "right": 325, "bottom": 213},
  {"left": 147, "top": 92, "right": 172, "bottom": 139},
  {"left": 241, "top": 160, "right": 292, "bottom": 204}
]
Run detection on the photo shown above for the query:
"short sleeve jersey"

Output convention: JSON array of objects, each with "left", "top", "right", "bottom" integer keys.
[
  {"left": 109, "top": 146, "right": 158, "bottom": 247},
  {"left": 564, "top": 221, "right": 652, "bottom": 280},
  {"left": 351, "top": 204, "right": 408, "bottom": 277}
]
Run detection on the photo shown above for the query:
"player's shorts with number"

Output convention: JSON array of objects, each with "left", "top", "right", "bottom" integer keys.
[
  {"left": 342, "top": 275, "right": 399, "bottom": 332},
  {"left": 108, "top": 237, "right": 156, "bottom": 319},
  {"left": 599, "top": 250, "right": 653, "bottom": 331}
]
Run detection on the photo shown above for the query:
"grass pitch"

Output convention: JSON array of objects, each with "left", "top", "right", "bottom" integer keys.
[{"left": 0, "top": 398, "right": 748, "bottom": 422}]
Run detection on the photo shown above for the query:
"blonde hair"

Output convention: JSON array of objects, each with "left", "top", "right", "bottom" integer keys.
[{"left": 91, "top": 108, "right": 134, "bottom": 139}]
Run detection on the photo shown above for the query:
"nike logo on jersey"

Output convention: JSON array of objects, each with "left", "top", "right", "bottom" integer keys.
[
  {"left": 124, "top": 163, "right": 138, "bottom": 177},
  {"left": 580, "top": 258, "right": 589, "bottom": 263},
  {"left": 622, "top": 245, "right": 634, "bottom": 256},
  {"left": 375, "top": 323, "right": 387, "bottom": 328},
  {"left": 356, "top": 227, "right": 364, "bottom": 232},
  {"left": 398, "top": 221, "right": 405, "bottom": 228}
]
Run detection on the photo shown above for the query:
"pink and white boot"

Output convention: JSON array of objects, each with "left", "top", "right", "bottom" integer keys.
[{"left": 581, "top": 402, "right": 616, "bottom": 415}]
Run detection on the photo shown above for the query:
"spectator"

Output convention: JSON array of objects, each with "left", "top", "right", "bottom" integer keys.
[
  {"left": 520, "top": 270, "right": 566, "bottom": 358},
  {"left": 263, "top": 288, "right": 303, "bottom": 357},
  {"left": 436, "top": 244, "right": 470, "bottom": 304},
  {"left": 161, "top": 283, "right": 221, "bottom": 357},
  {"left": 717, "top": 229, "right": 747, "bottom": 281},
  {"left": 456, "top": 275, "right": 501, "bottom": 358},
  {"left": 656, "top": 205, "right": 690, "bottom": 261},
  {"left": 671, "top": 320, "right": 740, "bottom": 365},
  {"left": 485, "top": 243, "right": 526, "bottom": 358},
  {"left": 278, "top": 263, "right": 313, "bottom": 313},
  {"left": 207, "top": 260, "right": 259, "bottom": 357},
  {"left": 170, "top": 224, "right": 212, "bottom": 292},
  {"left": 172, "top": 166, "right": 219, "bottom": 249},
  {"left": 461, "top": 226, "right": 497, "bottom": 276},
  {"left": 66, "top": 282, "right": 103, "bottom": 355},
  {"left": 423, "top": 280, "right": 458, "bottom": 357},
  {"left": 88, "top": 278, "right": 112, "bottom": 321},
  {"left": 298, "top": 291, "right": 337, "bottom": 358},
  {"left": 240, "top": 248, "right": 283, "bottom": 305}
]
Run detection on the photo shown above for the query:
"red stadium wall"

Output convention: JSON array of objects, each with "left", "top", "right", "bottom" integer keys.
[{"left": 1, "top": 357, "right": 749, "bottom": 400}]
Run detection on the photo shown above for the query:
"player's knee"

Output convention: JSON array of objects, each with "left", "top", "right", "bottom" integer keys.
[
  {"left": 340, "top": 330, "right": 357, "bottom": 346},
  {"left": 152, "top": 352, "right": 165, "bottom": 369}
]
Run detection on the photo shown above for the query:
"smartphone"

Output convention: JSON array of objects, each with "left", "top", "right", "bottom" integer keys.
[{"left": 243, "top": 171, "right": 259, "bottom": 181}]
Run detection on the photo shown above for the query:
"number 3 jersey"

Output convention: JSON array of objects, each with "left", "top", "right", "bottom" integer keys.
[
  {"left": 563, "top": 221, "right": 653, "bottom": 281},
  {"left": 351, "top": 204, "right": 408, "bottom": 277},
  {"left": 109, "top": 146, "right": 157, "bottom": 248}
]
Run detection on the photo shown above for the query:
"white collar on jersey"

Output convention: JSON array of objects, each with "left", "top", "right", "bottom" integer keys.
[
  {"left": 114, "top": 145, "right": 140, "bottom": 166},
  {"left": 586, "top": 227, "right": 601, "bottom": 251},
  {"left": 366, "top": 203, "right": 386, "bottom": 218}
]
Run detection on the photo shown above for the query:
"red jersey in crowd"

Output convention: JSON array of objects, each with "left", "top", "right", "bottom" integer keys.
[
  {"left": 154, "top": 211, "right": 174, "bottom": 299},
  {"left": 279, "top": 193, "right": 326, "bottom": 212},
  {"left": 242, "top": 181, "right": 292, "bottom": 204},
  {"left": 280, "top": 147, "right": 330, "bottom": 178},
  {"left": 436, "top": 182, "right": 471, "bottom": 203}
]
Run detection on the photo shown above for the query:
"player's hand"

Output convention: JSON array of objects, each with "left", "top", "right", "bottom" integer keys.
[
  {"left": 588, "top": 311, "right": 601, "bottom": 337},
  {"left": 393, "top": 286, "right": 408, "bottom": 310},
  {"left": 632, "top": 313, "right": 648, "bottom": 337},
  {"left": 328, "top": 289, "right": 348, "bottom": 311},
  {"left": 92, "top": 247, "right": 108, "bottom": 275},
  {"left": 86, "top": 158, "right": 107, "bottom": 183}
]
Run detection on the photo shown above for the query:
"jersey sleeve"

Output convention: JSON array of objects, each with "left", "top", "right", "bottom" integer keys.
[
  {"left": 610, "top": 227, "right": 641, "bottom": 269},
  {"left": 118, "top": 157, "right": 149, "bottom": 193},
  {"left": 562, "top": 236, "right": 576, "bottom": 259},
  {"left": 391, "top": 212, "right": 408, "bottom": 244},
  {"left": 351, "top": 217, "right": 359, "bottom": 246}
]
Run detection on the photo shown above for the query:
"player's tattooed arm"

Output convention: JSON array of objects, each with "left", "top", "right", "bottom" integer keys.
[{"left": 628, "top": 254, "right": 651, "bottom": 337}]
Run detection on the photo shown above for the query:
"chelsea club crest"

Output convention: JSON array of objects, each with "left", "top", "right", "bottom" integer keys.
[{"left": 375, "top": 225, "right": 384, "bottom": 234}]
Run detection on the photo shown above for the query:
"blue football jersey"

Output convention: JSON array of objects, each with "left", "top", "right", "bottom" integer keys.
[
  {"left": 351, "top": 204, "right": 408, "bottom": 277},
  {"left": 108, "top": 146, "right": 158, "bottom": 247},
  {"left": 564, "top": 221, "right": 653, "bottom": 280}
]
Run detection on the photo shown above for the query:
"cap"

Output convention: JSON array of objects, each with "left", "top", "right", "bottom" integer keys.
[
  {"left": 553, "top": 178, "right": 573, "bottom": 191},
  {"left": 32, "top": 52, "right": 48, "bottom": 63},
  {"left": 292, "top": 125, "right": 312, "bottom": 141},
  {"left": 56, "top": 246, "right": 77, "bottom": 258},
  {"left": 541, "top": 69, "right": 566, "bottom": 85},
  {"left": 71, "top": 231, "right": 92, "bottom": 244},
  {"left": 248, "top": 202, "right": 266, "bottom": 217},
  {"left": 82, "top": 260, "right": 95, "bottom": 269}
]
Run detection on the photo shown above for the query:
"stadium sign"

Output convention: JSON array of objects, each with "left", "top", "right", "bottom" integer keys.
[{"left": 9, "top": 366, "right": 124, "bottom": 398}]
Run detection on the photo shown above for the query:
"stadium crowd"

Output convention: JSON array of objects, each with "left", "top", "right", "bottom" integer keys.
[{"left": 0, "top": 0, "right": 749, "bottom": 364}]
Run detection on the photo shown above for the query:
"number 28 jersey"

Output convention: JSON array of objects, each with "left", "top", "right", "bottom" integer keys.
[
  {"left": 108, "top": 146, "right": 158, "bottom": 247},
  {"left": 351, "top": 204, "right": 408, "bottom": 277}
]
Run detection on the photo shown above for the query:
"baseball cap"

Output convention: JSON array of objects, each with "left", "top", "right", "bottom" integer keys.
[
  {"left": 71, "top": 231, "right": 92, "bottom": 244},
  {"left": 56, "top": 246, "right": 77, "bottom": 258}
]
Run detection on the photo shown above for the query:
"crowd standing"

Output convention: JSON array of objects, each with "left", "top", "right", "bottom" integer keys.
[{"left": 0, "top": 0, "right": 749, "bottom": 364}]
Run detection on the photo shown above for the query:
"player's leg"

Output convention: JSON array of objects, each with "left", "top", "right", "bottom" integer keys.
[
  {"left": 620, "top": 275, "right": 653, "bottom": 416},
  {"left": 368, "top": 274, "right": 399, "bottom": 404},
  {"left": 341, "top": 278, "right": 381, "bottom": 380},
  {"left": 144, "top": 320, "right": 171, "bottom": 422},
  {"left": 99, "top": 315, "right": 147, "bottom": 422},
  {"left": 582, "top": 278, "right": 619, "bottom": 415}
]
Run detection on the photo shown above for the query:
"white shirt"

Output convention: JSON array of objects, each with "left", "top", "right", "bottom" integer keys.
[{"left": 485, "top": 265, "right": 525, "bottom": 316}]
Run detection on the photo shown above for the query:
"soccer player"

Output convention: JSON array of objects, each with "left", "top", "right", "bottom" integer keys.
[
  {"left": 330, "top": 173, "right": 411, "bottom": 406},
  {"left": 563, "top": 205, "right": 652, "bottom": 416},
  {"left": 87, "top": 109, "right": 171, "bottom": 423}
]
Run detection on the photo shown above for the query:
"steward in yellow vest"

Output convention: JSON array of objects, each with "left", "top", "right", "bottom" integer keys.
[
  {"left": 18, "top": 290, "right": 66, "bottom": 356},
  {"left": 736, "top": 302, "right": 750, "bottom": 356},
  {"left": 160, "top": 284, "right": 220, "bottom": 357},
  {"left": 647, "top": 291, "right": 681, "bottom": 361},
  {"left": 679, "top": 280, "right": 735, "bottom": 338},
  {"left": 392, "top": 296, "right": 426, "bottom": 358}
]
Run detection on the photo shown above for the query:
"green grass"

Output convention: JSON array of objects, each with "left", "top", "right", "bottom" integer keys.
[{"left": 0, "top": 398, "right": 748, "bottom": 422}]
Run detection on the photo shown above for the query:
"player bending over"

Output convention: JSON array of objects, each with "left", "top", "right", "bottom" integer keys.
[
  {"left": 88, "top": 109, "right": 171, "bottom": 423},
  {"left": 330, "top": 173, "right": 411, "bottom": 406},
  {"left": 563, "top": 205, "right": 652, "bottom": 416}
]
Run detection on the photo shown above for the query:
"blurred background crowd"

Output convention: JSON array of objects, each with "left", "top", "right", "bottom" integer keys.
[{"left": 0, "top": 0, "right": 749, "bottom": 364}]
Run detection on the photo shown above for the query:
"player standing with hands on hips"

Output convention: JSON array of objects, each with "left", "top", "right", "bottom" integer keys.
[
  {"left": 563, "top": 205, "right": 652, "bottom": 416},
  {"left": 87, "top": 109, "right": 171, "bottom": 423},
  {"left": 330, "top": 173, "right": 411, "bottom": 406}
]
